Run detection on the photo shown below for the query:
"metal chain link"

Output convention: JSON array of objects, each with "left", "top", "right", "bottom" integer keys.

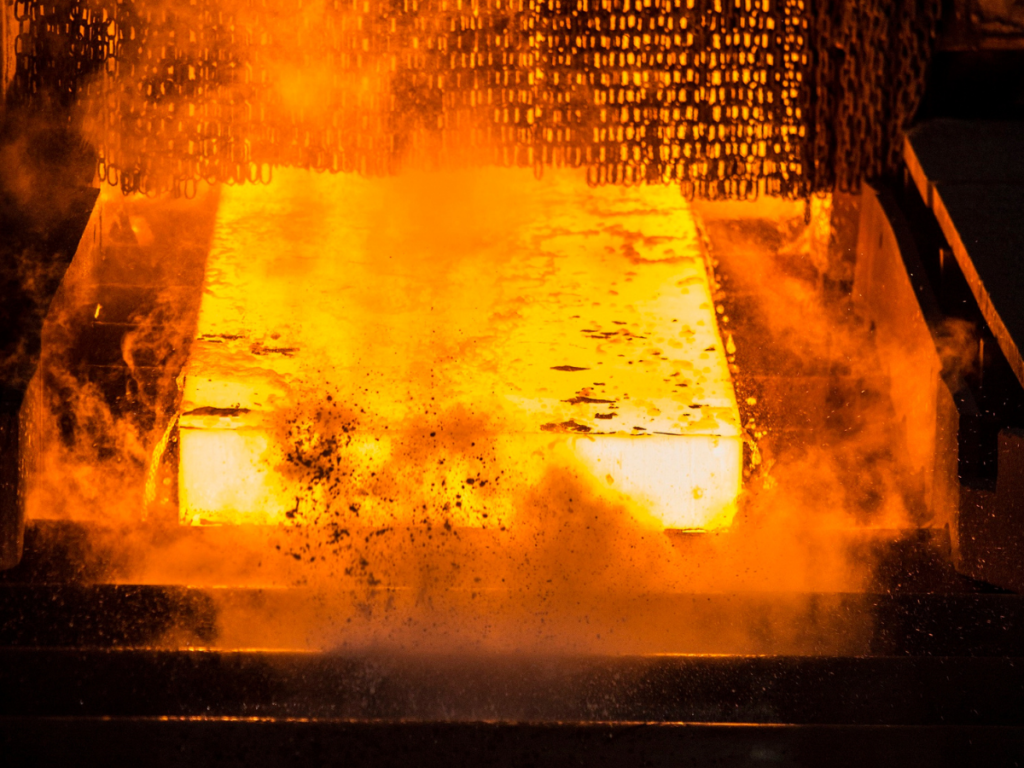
[{"left": 9, "top": 0, "right": 940, "bottom": 198}]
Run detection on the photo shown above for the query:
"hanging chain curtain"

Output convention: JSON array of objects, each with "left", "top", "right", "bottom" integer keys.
[{"left": 8, "top": 0, "right": 940, "bottom": 198}]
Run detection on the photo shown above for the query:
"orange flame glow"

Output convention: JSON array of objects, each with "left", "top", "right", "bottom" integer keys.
[{"left": 178, "top": 167, "right": 742, "bottom": 531}]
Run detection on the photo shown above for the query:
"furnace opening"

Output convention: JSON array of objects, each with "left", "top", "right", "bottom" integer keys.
[{"left": 1, "top": 0, "right": 976, "bottom": 657}]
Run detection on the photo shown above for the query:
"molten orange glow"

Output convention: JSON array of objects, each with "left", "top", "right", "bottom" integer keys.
[
  {"left": 20, "top": 180, "right": 931, "bottom": 653},
  {"left": 178, "top": 167, "right": 741, "bottom": 530}
]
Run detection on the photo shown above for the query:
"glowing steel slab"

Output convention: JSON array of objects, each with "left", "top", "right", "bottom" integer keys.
[{"left": 178, "top": 168, "right": 741, "bottom": 530}]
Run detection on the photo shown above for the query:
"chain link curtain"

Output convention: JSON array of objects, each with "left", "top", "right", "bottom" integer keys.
[{"left": 9, "top": 0, "right": 940, "bottom": 198}]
